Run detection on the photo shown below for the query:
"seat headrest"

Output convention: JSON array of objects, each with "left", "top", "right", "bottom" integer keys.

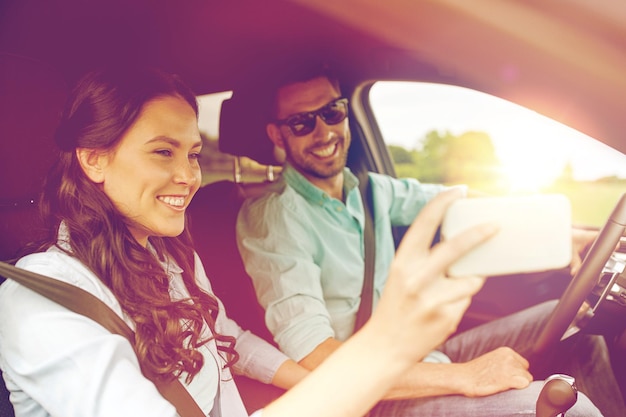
[
  {"left": 218, "top": 90, "right": 281, "bottom": 166},
  {"left": 0, "top": 54, "right": 67, "bottom": 202}
]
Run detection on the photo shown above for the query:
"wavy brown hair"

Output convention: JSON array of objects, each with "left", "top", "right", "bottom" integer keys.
[{"left": 39, "top": 67, "right": 238, "bottom": 383}]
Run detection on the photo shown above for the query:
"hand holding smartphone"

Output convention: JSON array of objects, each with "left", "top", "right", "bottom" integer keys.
[{"left": 441, "top": 194, "right": 573, "bottom": 277}]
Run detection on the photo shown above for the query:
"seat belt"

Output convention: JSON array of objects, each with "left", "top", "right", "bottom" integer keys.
[
  {"left": 0, "top": 261, "right": 205, "bottom": 417},
  {"left": 354, "top": 172, "right": 376, "bottom": 332}
]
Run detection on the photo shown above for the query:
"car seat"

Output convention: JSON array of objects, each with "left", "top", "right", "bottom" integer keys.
[
  {"left": 188, "top": 90, "right": 281, "bottom": 343},
  {"left": 0, "top": 53, "right": 68, "bottom": 417},
  {"left": 187, "top": 179, "right": 275, "bottom": 344},
  {"left": 186, "top": 90, "right": 287, "bottom": 413}
]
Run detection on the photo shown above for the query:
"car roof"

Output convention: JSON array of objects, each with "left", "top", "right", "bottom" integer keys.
[{"left": 1, "top": 0, "right": 625, "bottom": 154}]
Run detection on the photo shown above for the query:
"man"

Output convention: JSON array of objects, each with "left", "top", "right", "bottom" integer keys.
[{"left": 236, "top": 65, "right": 624, "bottom": 416}]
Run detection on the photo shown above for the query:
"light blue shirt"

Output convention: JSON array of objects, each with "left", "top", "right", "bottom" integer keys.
[{"left": 237, "top": 164, "right": 447, "bottom": 361}]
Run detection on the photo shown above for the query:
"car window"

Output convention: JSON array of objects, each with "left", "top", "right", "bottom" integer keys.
[
  {"left": 368, "top": 81, "right": 626, "bottom": 228},
  {"left": 197, "top": 92, "right": 280, "bottom": 185}
]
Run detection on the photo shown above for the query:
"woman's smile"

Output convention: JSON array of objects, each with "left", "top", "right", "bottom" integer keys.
[{"left": 158, "top": 195, "right": 188, "bottom": 210}]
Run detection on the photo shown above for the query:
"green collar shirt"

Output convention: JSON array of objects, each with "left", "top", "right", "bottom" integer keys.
[{"left": 237, "top": 164, "right": 448, "bottom": 361}]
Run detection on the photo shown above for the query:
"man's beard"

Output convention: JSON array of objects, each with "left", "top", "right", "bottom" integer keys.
[{"left": 285, "top": 139, "right": 349, "bottom": 180}]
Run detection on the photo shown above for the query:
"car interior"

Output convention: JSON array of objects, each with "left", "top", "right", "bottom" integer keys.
[{"left": 1, "top": 1, "right": 626, "bottom": 416}]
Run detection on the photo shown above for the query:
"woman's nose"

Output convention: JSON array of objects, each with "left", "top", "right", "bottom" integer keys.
[{"left": 174, "top": 160, "right": 200, "bottom": 185}]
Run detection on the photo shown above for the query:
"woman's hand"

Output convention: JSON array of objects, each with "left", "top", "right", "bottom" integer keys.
[{"left": 367, "top": 187, "right": 498, "bottom": 367}]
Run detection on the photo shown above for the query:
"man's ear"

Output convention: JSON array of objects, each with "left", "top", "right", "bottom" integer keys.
[
  {"left": 266, "top": 123, "right": 285, "bottom": 149},
  {"left": 76, "top": 147, "right": 107, "bottom": 183}
]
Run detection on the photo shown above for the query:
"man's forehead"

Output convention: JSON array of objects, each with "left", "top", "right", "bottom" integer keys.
[{"left": 276, "top": 76, "right": 341, "bottom": 115}]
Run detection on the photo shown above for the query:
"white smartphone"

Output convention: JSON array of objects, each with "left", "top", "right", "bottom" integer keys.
[{"left": 440, "top": 194, "right": 573, "bottom": 277}]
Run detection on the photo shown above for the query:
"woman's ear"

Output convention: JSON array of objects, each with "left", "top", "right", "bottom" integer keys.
[
  {"left": 76, "top": 148, "right": 107, "bottom": 183},
  {"left": 266, "top": 123, "right": 285, "bottom": 149}
]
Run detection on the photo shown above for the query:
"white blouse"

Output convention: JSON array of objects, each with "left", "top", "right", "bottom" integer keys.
[{"left": 0, "top": 243, "right": 287, "bottom": 417}]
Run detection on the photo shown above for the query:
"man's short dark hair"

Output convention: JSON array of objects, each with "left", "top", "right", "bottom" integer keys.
[{"left": 268, "top": 60, "right": 341, "bottom": 120}]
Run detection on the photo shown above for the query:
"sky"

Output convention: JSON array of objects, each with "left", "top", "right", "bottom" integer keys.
[{"left": 369, "top": 82, "right": 626, "bottom": 191}]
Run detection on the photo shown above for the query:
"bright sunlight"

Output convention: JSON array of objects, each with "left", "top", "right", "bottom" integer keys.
[{"left": 369, "top": 82, "right": 626, "bottom": 194}]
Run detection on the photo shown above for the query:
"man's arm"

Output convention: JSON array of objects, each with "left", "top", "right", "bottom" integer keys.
[
  {"left": 237, "top": 194, "right": 339, "bottom": 360},
  {"left": 299, "top": 338, "right": 532, "bottom": 399},
  {"left": 298, "top": 337, "right": 343, "bottom": 370},
  {"left": 271, "top": 359, "right": 310, "bottom": 389}
]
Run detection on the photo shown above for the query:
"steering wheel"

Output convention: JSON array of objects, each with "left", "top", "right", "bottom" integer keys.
[{"left": 533, "top": 193, "right": 626, "bottom": 356}]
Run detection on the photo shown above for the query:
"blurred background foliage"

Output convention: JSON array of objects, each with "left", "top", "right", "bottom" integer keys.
[{"left": 388, "top": 130, "right": 626, "bottom": 227}]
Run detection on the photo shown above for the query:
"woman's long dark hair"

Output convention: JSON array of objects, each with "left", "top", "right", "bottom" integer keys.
[{"left": 40, "top": 67, "right": 238, "bottom": 382}]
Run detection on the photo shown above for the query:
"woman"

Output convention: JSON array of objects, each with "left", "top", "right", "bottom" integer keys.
[{"left": 0, "top": 67, "right": 493, "bottom": 417}]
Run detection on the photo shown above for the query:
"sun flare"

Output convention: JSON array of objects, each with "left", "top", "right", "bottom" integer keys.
[{"left": 500, "top": 160, "right": 561, "bottom": 193}]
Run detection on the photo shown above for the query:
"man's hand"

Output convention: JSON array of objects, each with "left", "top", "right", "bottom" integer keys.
[
  {"left": 453, "top": 347, "right": 533, "bottom": 397},
  {"left": 381, "top": 346, "right": 533, "bottom": 400},
  {"left": 570, "top": 228, "right": 598, "bottom": 275}
]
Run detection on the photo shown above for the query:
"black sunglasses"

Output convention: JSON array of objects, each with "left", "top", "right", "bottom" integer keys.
[{"left": 275, "top": 98, "right": 349, "bottom": 137}]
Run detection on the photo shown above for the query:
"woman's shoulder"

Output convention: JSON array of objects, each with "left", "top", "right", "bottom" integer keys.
[
  {"left": 17, "top": 248, "right": 96, "bottom": 285},
  {"left": 8, "top": 248, "right": 121, "bottom": 309}
]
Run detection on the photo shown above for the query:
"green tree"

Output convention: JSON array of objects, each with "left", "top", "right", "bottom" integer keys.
[
  {"left": 414, "top": 130, "right": 456, "bottom": 183},
  {"left": 387, "top": 129, "right": 502, "bottom": 193},
  {"left": 388, "top": 145, "right": 415, "bottom": 164},
  {"left": 444, "top": 131, "right": 500, "bottom": 185}
]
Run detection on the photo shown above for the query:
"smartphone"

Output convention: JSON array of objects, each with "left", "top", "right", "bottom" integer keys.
[{"left": 440, "top": 194, "right": 573, "bottom": 277}]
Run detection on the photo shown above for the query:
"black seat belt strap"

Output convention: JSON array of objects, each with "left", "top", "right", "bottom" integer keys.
[
  {"left": 0, "top": 261, "right": 205, "bottom": 417},
  {"left": 354, "top": 172, "right": 376, "bottom": 332}
]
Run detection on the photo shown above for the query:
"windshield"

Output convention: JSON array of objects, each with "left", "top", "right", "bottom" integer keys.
[{"left": 369, "top": 81, "right": 626, "bottom": 227}]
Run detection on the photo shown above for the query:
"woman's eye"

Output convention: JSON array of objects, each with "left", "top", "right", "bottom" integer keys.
[
  {"left": 155, "top": 149, "right": 173, "bottom": 157},
  {"left": 190, "top": 152, "right": 201, "bottom": 161}
]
